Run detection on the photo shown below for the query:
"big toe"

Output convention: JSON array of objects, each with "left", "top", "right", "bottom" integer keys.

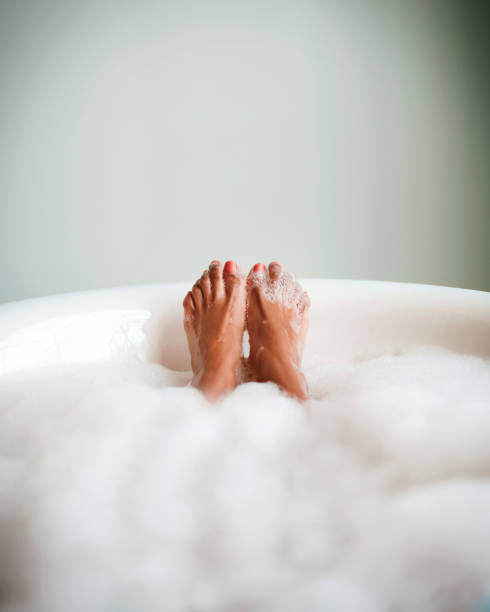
[
  {"left": 247, "top": 262, "right": 266, "bottom": 289},
  {"left": 223, "top": 260, "right": 244, "bottom": 296}
]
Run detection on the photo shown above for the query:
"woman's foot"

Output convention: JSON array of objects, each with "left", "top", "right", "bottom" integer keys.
[
  {"left": 246, "top": 262, "right": 310, "bottom": 400},
  {"left": 183, "top": 260, "right": 246, "bottom": 401}
]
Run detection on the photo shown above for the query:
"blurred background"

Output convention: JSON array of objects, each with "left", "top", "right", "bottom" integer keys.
[{"left": 1, "top": 0, "right": 489, "bottom": 303}]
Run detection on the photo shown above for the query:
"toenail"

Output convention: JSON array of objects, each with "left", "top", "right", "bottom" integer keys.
[
  {"left": 253, "top": 263, "right": 266, "bottom": 272},
  {"left": 271, "top": 261, "right": 280, "bottom": 266},
  {"left": 210, "top": 260, "right": 220, "bottom": 266},
  {"left": 224, "top": 260, "right": 237, "bottom": 274}
]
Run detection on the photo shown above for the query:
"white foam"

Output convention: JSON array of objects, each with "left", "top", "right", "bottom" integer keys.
[
  {"left": 246, "top": 271, "right": 305, "bottom": 332},
  {"left": 1, "top": 347, "right": 489, "bottom": 612}
]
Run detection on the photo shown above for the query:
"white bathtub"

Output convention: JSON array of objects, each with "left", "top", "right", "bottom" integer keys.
[
  {"left": 1, "top": 280, "right": 490, "bottom": 612},
  {"left": 0, "top": 280, "right": 489, "bottom": 376}
]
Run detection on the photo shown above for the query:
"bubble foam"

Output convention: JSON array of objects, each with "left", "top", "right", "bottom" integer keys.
[{"left": 0, "top": 347, "right": 489, "bottom": 612}]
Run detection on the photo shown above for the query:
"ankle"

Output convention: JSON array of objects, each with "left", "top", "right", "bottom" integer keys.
[
  {"left": 194, "top": 358, "right": 240, "bottom": 400},
  {"left": 249, "top": 348, "right": 308, "bottom": 400}
]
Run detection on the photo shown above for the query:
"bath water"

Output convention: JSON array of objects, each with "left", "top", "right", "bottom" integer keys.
[{"left": 1, "top": 347, "right": 489, "bottom": 612}]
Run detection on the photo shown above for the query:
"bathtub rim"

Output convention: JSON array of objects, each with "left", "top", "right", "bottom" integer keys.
[{"left": 1, "top": 279, "right": 489, "bottom": 375}]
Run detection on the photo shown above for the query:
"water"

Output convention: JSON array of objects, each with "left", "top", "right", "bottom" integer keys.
[{"left": 0, "top": 347, "right": 489, "bottom": 611}]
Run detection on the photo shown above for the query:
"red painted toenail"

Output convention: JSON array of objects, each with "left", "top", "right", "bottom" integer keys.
[
  {"left": 224, "top": 260, "right": 236, "bottom": 273},
  {"left": 253, "top": 263, "right": 266, "bottom": 272}
]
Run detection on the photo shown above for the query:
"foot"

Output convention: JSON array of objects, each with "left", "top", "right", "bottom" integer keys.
[
  {"left": 183, "top": 260, "right": 246, "bottom": 400},
  {"left": 246, "top": 262, "right": 310, "bottom": 400}
]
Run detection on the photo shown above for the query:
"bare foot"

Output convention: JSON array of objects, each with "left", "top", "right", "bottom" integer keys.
[
  {"left": 183, "top": 260, "right": 246, "bottom": 400},
  {"left": 246, "top": 262, "right": 310, "bottom": 400}
]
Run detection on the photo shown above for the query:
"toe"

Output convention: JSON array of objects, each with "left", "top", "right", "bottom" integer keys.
[
  {"left": 293, "top": 282, "right": 302, "bottom": 303},
  {"left": 209, "top": 260, "right": 225, "bottom": 299},
  {"left": 224, "top": 260, "right": 237, "bottom": 275},
  {"left": 183, "top": 291, "right": 195, "bottom": 324},
  {"left": 268, "top": 261, "right": 282, "bottom": 281},
  {"left": 223, "top": 260, "right": 243, "bottom": 295},
  {"left": 192, "top": 282, "right": 203, "bottom": 311},
  {"left": 183, "top": 291, "right": 195, "bottom": 311},
  {"left": 200, "top": 270, "right": 212, "bottom": 303},
  {"left": 247, "top": 262, "right": 266, "bottom": 288},
  {"left": 299, "top": 290, "right": 311, "bottom": 314}
]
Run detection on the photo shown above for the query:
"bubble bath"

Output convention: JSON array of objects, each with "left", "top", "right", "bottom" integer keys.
[{"left": 0, "top": 281, "right": 489, "bottom": 612}]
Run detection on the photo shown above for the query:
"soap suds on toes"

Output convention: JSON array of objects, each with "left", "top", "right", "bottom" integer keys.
[{"left": 246, "top": 262, "right": 309, "bottom": 399}]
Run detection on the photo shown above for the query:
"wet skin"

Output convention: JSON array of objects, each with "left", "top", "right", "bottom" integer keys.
[{"left": 183, "top": 260, "right": 310, "bottom": 401}]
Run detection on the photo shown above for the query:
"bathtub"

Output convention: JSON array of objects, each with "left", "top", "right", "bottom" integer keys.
[
  {"left": 1, "top": 279, "right": 489, "bottom": 375},
  {"left": 1, "top": 280, "right": 490, "bottom": 612}
]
